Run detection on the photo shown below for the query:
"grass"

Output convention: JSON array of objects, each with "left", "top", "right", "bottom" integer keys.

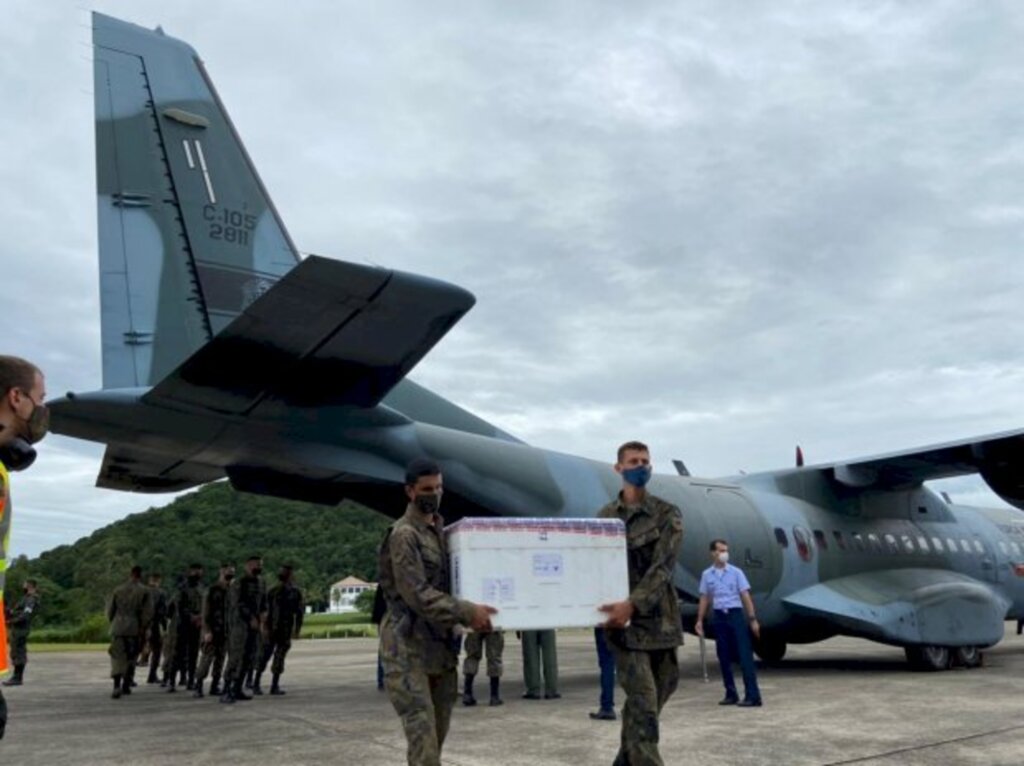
[
  {"left": 303, "top": 612, "right": 374, "bottom": 626},
  {"left": 26, "top": 643, "right": 109, "bottom": 653}
]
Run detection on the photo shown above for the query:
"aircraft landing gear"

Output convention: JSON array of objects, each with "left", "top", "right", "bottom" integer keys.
[
  {"left": 953, "top": 646, "right": 983, "bottom": 668},
  {"left": 753, "top": 635, "right": 787, "bottom": 664},
  {"left": 905, "top": 645, "right": 951, "bottom": 671}
]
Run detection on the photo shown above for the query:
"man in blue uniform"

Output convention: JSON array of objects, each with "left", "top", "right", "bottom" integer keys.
[{"left": 695, "top": 539, "right": 762, "bottom": 707}]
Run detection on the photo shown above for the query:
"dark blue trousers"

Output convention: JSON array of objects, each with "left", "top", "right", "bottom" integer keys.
[
  {"left": 594, "top": 627, "right": 615, "bottom": 711},
  {"left": 713, "top": 608, "right": 761, "bottom": 703}
]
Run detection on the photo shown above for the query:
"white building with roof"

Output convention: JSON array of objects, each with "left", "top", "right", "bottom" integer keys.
[{"left": 329, "top": 575, "right": 377, "bottom": 614}]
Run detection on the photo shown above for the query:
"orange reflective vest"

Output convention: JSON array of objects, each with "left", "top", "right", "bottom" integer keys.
[{"left": 0, "top": 460, "right": 11, "bottom": 674}]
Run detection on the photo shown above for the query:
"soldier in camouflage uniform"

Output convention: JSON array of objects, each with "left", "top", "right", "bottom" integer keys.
[
  {"left": 160, "top": 575, "right": 183, "bottom": 687},
  {"left": 181, "top": 563, "right": 205, "bottom": 689},
  {"left": 143, "top": 573, "right": 167, "bottom": 683},
  {"left": 245, "top": 568, "right": 269, "bottom": 693},
  {"left": 194, "top": 562, "right": 234, "bottom": 698},
  {"left": 598, "top": 441, "right": 684, "bottom": 766},
  {"left": 255, "top": 564, "right": 304, "bottom": 695},
  {"left": 379, "top": 458, "right": 497, "bottom": 766},
  {"left": 461, "top": 629, "right": 504, "bottom": 706},
  {"left": 220, "top": 555, "right": 265, "bottom": 704},
  {"left": 164, "top": 572, "right": 193, "bottom": 692},
  {"left": 3, "top": 579, "right": 40, "bottom": 687},
  {"left": 107, "top": 565, "right": 154, "bottom": 699}
]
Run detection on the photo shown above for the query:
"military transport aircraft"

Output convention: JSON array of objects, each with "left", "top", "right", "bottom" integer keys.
[{"left": 50, "top": 13, "right": 1024, "bottom": 671}]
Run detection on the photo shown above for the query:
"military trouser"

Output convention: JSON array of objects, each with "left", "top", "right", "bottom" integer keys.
[
  {"left": 462, "top": 631, "right": 504, "bottom": 677},
  {"left": 259, "top": 634, "right": 292, "bottom": 676},
  {"left": 161, "top": 624, "right": 177, "bottom": 674},
  {"left": 521, "top": 630, "right": 558, "bottom": 695},
  {"left": 9, "top": 633, "right": 28, "bottom": 666},
  {"left": 184, "top": 623, "right": 201, "bottom": 682},
  {"left": 384, "top": 664, "right": 458, "bottom": 766},
  {"left": 0, "top": 688, "right": 6, "bottom": 739},
  {"left": 168, "top": 624, "right": 191, "bottom": 681},
  {"left": 109, "top": 635, "right": 141, "bottom": 679},
  {"left": 146, "top": 624, "right": 163, "bottom": 677},
  {"left": 224, "top": 624, "right": 258, "bottom": 686},
  {"left": 196, "top": 635, "right": 227, "bottom": 683},
  {"left": 611, "top": 647, "right": 679, "bottom": 766}
]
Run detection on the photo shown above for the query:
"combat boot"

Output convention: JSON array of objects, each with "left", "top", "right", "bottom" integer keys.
[
  {"left": 244, "top": 668, "right": 254, "bottom": 689},
  {"left": 178, "top": 670, "right": 187, "bottom": 687},
  {"left": 252, "top": 670, "right": 264, "bottom": 696},
  {"left": 233, "top": 677, "right": 252, "bottom": 701},
  {"left": 210, "top": 677, "right": 222, "bottom": 696},
  {"left": 489, "top": 676, "right": 503, "bottom": 706},
  {"left": 269, "top": 673, "right": 285, "bottom": 695},
  {"left": 219, "top": 682, "right": 236, "bottom": 705},
  {"left": 2, "top": 664, "right": 24, "bottom": 686},
  {"left": 121, "top": 675, "right": 132, "bottom": 696},
  {"left": 462, "top": 674, "right": 477, "bottom": 706},
  {"left": 112, "top": 676, "right": 123, "bottom": 699}
]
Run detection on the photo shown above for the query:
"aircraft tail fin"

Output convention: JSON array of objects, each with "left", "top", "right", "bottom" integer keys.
[{"left": 92, "top": 12, "right": 299, "bottom": 389}]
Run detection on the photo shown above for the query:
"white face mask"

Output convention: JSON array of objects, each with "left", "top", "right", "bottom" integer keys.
[{"left": 717, "top": 551, "right": 730, "bottom": 564}]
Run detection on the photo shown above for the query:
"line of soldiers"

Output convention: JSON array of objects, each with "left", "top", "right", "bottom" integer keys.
[{"left": 106, "top": 555, "right": 305, "bottom": 703}]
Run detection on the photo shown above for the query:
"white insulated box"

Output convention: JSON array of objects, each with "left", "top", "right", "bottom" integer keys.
[{"left": 447, "top": 517, "right": 629, "bottom": 631}]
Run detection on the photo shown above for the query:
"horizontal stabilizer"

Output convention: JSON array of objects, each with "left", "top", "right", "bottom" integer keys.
[
  {"left": 98, "top": 444, "right": 224, "bottom": 493},
  {"left": 144, "top": 255, "right": 475, "bottom": 414},
  {"left": 783, "top": 569, "right": 1010, "bottom": 647}
]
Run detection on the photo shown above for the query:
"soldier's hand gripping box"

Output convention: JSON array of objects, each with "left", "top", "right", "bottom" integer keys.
[{"left": 446, "top": 517, "right": 629, "bottom": 631}]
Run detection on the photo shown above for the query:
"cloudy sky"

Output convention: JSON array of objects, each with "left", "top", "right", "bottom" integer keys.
[{"left": 2, "top": 2, "right": 1022, "bottom": 557}]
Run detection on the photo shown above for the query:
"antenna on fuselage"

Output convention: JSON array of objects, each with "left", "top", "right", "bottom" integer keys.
[
  {"left": 672, "top": 459, "right": 690, "bottom": 477},
  {"left": 796, "top": 445, "right": 805, "bottom": 467}
]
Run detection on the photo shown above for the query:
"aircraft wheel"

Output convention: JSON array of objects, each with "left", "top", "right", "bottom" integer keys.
[
  {"left": 754, "top": 635, "right": 787, "bottom": 664},
  {"left": 953, "top": 646, "right": 983, "bottom": 668},
  {"left": 905, "top": 645, "right": 951, "bottom": 671}
]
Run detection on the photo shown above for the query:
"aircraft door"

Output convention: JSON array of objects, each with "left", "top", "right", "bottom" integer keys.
[{"left": 705, "top": 488, "right": 782, "bottom": 596}]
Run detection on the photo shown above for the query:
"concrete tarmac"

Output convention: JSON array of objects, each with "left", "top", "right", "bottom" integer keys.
[{"left": 2, "top": 627, "right": 1024, "bottom": 765}]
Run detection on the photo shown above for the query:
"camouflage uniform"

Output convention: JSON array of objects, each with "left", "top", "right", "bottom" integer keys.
[
  {"left": 145, "top": 586, "right": 167, "bottom": 682},
  {"left": 379, "top": 505, "right": 476, "bottom": 766},
  {"left": 6, "top": 593, "right": 40, "bottom": 669},
  {"left": 462, "top": 630, "right": 504, "bottom": 678},
  {"left": 259, "top": 580, "right": 304, "bottom": 679},
  {"left": 224, "top": 572, "right": 265, "bottom": 695},
  {"left": 107, "top": 579, "right": 153, "bottom": 687},
  {"left": 181, "top": 579, "right": 204, "bottom": 685},
  {"left": 195, "top": 580, "right": 230, "bottom": 687},
  {"left": 598, "top": 493, "right": 684, "bottom": 766}
]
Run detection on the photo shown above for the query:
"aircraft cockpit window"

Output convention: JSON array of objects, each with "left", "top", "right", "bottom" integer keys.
[
  {"left": 833, "top": 530, "right": 848, "bottom": 550},
  {"left": 900, "top": 535, "right": 915, "bottom": 553},
  {"left": 973, "top": 540, "right": 984, "bottom": 554},
  {"left": 884, "top": 534, "right": 899, "bottom": 554},
  {"left": 947, "top": 538, "right": 959, "bottom": 553},
  {"left": 1012, "top": 542, "right": 1022, "bottom": 556},
  {"left": 774, "top": 528, "right": 788, "bottom": 548},
  {"left": 851, "top": 532, "right": 866, "bottom": 552},
  {"left": 792, "top": 527, "right": 813, "bottom": 561},
  {"left": 916, "top": 536, "right": 929, "bottom": 553},
  {"left": 813, "top": 529, "right": 828, "bottom": 550},
  {"left": 960, "top": 539, "right": 971, "bottom": 553},
  {"left": 867, "top": 533, "right": 882, "bottom": 553},
  {"left": 930, "top": 536, "right": 944, "bottom": 552}
]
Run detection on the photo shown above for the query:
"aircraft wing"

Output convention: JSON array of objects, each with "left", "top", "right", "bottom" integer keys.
[
  {"left": 782, "top": 569, "right": 1011, "bottom": 647},
  {"left": 811, "top": 428, "right": 1024, "bottom": 510},
  {"left": 97, "top": 444, "right": 224, "bottom": 492},
  {"left": 143, "top": 255, "right": 475, "bottom": 415}
]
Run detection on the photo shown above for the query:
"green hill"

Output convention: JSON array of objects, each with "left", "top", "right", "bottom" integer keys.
[{"left": 4, "top": 482, "right": 392, "bottom": 631}]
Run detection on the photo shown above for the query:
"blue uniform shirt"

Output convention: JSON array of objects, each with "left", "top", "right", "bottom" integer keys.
[{"left": 699, "top": 563, "right": 751, "bottom": 611}]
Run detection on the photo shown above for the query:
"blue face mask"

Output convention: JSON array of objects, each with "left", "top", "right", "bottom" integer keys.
[{"left": 621, "top": 465, "right": 651, "bottom": 488}]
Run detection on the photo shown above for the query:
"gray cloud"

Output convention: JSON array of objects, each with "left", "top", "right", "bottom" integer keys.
[{"left": 1, "top": 1, "right": 1021, "bottom": 556}]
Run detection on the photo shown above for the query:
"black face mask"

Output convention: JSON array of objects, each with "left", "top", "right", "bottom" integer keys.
[
  {"left": 252, "top": 567, "right": 263, "bottom": 576},
  {"left": 187, "top": 575, "right": 200, "bottom": 585},
  {"left": 0, "top": 437, "right": 36, "bottom": 471},
  {"left": 224, "top": 573, "right": 235, "bottom": 582},
  {"left": 414, "top": 493, "right": 441, "bottom": 515}
]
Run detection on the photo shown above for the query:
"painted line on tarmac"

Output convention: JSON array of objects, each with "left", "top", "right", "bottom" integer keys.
[{"left": 821, "top": 723, "right": 1024, "bottom": 765}]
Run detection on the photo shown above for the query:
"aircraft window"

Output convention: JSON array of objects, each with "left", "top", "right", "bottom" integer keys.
[
  {"left": 868, "top": 533, "right": 882, "bottom": 553},
  {"left": 833, "top": 530, "right": 848, "bottom": 550},
  {"left": 947, "top": 538, "right": 959, "bottom": 553},
  {"left": 999, "top": 541, "right": 1009, "bottom": 555},
  {"left": 960, "top": 539, "right": 971, "bottom": 553},
  {"left": 813, "top": 530, "right": 828, "bottom": 550},
  {"left": 916, "top": 536, "right": 929, "bottom": 553},
  {"left": 900, "top": 535, "right": 915, "bottom": 553},
  {"left": 930, "top": 536, "right": 944, "bottom": 552},
  {"left": 1012, "top": 542, "right": 1022, "bottom": 556},
  {"left": 792, "top": 527, "right": 813, "bottom": 562},
  {"left": 851, "top": 532, "right": 866, "bottom": 552},
  {"left": 883, "top": 534, "right": 899, "bottom": 554},
  {"left": 973, "top": 540, "right": 984, "bottom": 554},
  {"left": 774, "top": 528, "right": 788, "bottom": 548}
]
